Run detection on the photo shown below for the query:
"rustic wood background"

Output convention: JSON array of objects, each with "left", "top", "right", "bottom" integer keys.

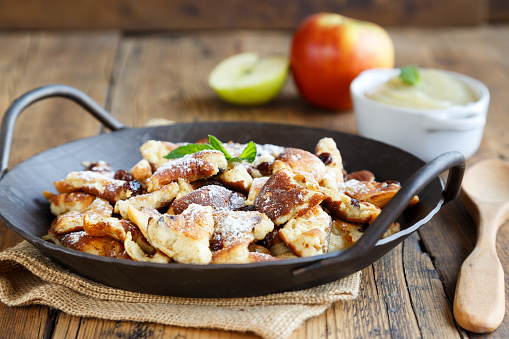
[
  {"left": 0, "top": 0, "right": 507, "bottom": 30},
  {"left": 0, "top": 24, "right": 509, "bottom": 338}
]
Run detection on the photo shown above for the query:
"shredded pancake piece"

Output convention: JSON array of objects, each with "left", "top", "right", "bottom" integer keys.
[
  {"left": 60, "top": 171, "right": 142, "bottom": 203},
  {"left": 253, "top": 168, "right": 326, "bottom": 225},
  {"left": 279, "top": 205, "right": 332, "bottom": 257},
  {"left": 146, "top": 150, "right": 228, "bottom": 192},
  {"left": 172, "top": 185, "right": 246, "bottom": 214}
]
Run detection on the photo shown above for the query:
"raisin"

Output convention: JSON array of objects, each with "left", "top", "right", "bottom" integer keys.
[
  {"left": 126, "top": 180, "right": 143, "bottom": 196},
  {"left": 210, "top": 234, "right": 223, "bottom": 252},
  {"left": 351, "top": 198, "right": 360, "bottom": 208},
  {"left": 236, "top": 205, "right": 256, "bottom": 212},
  {"left": 318, "top": 153, "right": 333, "bottom": 165},
  {"left": 114, "top": 169, "right": 133, "bottom": 181},
  {"left": 257, "top": 162, "right": 272, "bottom": 176}
]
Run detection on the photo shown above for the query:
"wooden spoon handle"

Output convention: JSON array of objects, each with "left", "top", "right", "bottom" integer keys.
[{"left": 453, "top": 240, "right": 505, "bottom": 332}]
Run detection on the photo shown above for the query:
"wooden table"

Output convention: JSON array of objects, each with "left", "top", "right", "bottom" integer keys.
[{"left": 0, "top": 25, "right": 508, "bottom": 338}]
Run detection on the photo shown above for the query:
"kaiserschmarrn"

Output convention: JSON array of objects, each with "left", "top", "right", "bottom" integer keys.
[{"left": 42, "top": 137, "right": 419, "bottom": 264}]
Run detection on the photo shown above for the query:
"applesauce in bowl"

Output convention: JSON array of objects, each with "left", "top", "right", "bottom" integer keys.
[
  {"left": 366, "top": 69, "right": 478, "bottom": 109},
  {"left": 350, "top": 67, "right": 490, "bottom": 162}
]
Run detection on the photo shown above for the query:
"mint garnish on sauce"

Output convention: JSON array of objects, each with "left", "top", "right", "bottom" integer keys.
[
  {"left": 399, "top": 65, "right": 421, "bottom": 86},
  {"left": 164, "top": 135, "right": 257, "bottom": 163}
]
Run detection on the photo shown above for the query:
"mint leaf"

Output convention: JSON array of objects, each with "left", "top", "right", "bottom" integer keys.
[
  {"left": 208, "top": 135, "right": 233, "bottom": 161},
  {"left": 163, "top": 135, "right": 257, "bottom": 163},
  {"left": 163, "top": 143, "right": 213, "bottom": 159},
  {"left": 240, "top": 141, "right": 257, "bottom": 163},
  {"left": 399, "top": 65, "right": 420, "bottom": 86}
]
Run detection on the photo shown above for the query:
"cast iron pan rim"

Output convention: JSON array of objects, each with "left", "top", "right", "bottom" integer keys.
[{"left": 0, "top": 120, "right": 441, "bottom": 271}]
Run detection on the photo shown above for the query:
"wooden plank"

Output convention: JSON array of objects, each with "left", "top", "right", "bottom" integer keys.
[
  {"left": 0, "top": 31, "right": 120, "bottom": 339},
  {"left": 490, "top": 0, "right": 509, "bottom": 22},
  {"left": 0, "top": 0, "right": 488, "bottom": 30},
  {"left": 371, "top": 243, "right": 421, "bottom": 337},
  {"left": 0, "top": 305, "right": 49, "bottom": 339},
  {"left": 0, "top": 33, "right": 32, "bottom": 249},
  {"left": 404, "top": 232, "right": 461, "bottom": 337},
  {"left": 1, "top": 31, "right": 121, "bottom": 169},
  {"left": 54, "top": 312, "right": 259, "bottom": 338},
  {"left": 324, "top": 267, "right": 392, "bottom": 338}
]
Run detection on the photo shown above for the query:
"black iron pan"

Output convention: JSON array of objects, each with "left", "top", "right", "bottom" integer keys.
[{"left": 0, "top": 84, "right": 465, "bottom": 298}]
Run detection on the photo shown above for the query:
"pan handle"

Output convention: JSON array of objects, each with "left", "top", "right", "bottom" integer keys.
[
  {"left": 293, "top": 151, "right": 465, "bottom": 282},
  {"left": 0, "top": 84, "right": 126, "bottom": 179}
]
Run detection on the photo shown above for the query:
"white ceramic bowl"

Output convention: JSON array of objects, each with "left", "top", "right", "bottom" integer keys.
[{"left": 350, "top": 68, "right": 490, "bottom": 162}]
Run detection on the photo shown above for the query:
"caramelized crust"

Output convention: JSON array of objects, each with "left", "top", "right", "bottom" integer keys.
[
  {"left": 62, "top": 171, "right": 141, "bottom": 203},
  {"left": 50, "top": 197, "right": 113, "bottom": 234},
  {"left": 211, "top": 210, "right": 274, "bottom": 251},
  {"left": 172, "top": 185, "right": 245, "bottom": 214},
  {"left": 83, "top": 214, "right": 136, "bottom": 241},
  {"left": 328, "top": 218, "right": 401, "bottom": 252},
  {"left": 146, "top": 150, "right": 228, "bottom": 192},
  {"left": 279, "top": 206, "right": 332, "bottom": 257},
  {"left": 254, "top": 168, "right": 326, "bottom": 225},
  {"left": 323, "top": 189, "right": 381, "bottom": 224},
  {"left": 214, "top": 162, "right": 253, "bottom": 193},
  {"left": 129, "top": 159, "right": 153, "bottom": 188},
  {"left": 57, "top": 231, "right": 130, "bottom": 259},
  {"left": 211, "top": 238, "right": 251, "bottom": 264},
  {"left": 114, "top": 182, "right": 179, "bottom": 219},
  {"left": 54, "top": 179, "right": 81, "bottom": 194},
  {"left": 340, "top": 179, "right": 419, "bottom": 208},
  {"left": 124, "top": 232, "right": 171, "bottom": 263},
  {"left": 275, "top": 147, "right": 327, "bottom": 182},
  {"left": 129, "top": 204, "right": 215, "bottom": 264},
  {"left": 140, "top": 140, "right": 180, "bottom": 169},
  {"left": 248, "top": 252, "right": 279, "bottom": 263},
  {"left": 246, "top": 177, "right": 269, "bottom": 205},
  {"left": 315, "top": 137, "right": 345, "bottom": 186},
  {"left": 48, "top": 192, "right": 96, "bottom": 216}
]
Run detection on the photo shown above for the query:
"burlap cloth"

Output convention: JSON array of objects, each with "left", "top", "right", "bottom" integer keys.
[{"left": 0, "top": 241, "right": 360, "bottom": 339}]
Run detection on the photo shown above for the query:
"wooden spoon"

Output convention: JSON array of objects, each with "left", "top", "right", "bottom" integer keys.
[{"left": 454, "top": 158, "right": 509, "bottom": 333}]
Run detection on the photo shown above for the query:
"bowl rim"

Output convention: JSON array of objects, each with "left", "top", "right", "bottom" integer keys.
[{"left": 350, "top": 67, "right": 490, "bottom": 116}]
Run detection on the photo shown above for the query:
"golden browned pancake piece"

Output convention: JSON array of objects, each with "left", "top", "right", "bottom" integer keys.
[
  {"left": 172, "top": 185, "right": 245, "bottom": 214},
  {"left": 279, "top": 205, "right": 332, "bottom": 257},
  {"left": 48, "top": 192, "right": 96, "bottom": 216},
  {"left": 57, "top": 231, "right": 130, "bottom": 259},
  {"left": 62, "top": 171, "right": 142, "bottom": 203},
  {"left": 146, "top": 150, "right": 227, "bottom": 192},
  {"left": 275, "top": 148, "right": 327, "bottom": 182},
  {"left": 253, "top": 168, "right": 326, "bottom": 225},
  {"left": 114, "top": 182, "right": 179, "bottom": 219}
]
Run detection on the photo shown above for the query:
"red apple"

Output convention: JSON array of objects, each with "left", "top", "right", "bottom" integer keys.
[{"left": 290, "top": 13, "right": 395, "bottom": 110}]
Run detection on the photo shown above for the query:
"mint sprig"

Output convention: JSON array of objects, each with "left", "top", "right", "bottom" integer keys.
[
  {"left": 164, "top": 135, "right": 257, "bottom": 163},
  {"left": 399, "top": 65, "right": 421, "bottom": 86},
  {"left": 164, "top": 143, "right": 213, "bottom": 159}
]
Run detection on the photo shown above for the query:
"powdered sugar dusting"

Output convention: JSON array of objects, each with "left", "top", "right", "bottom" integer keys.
[
  {"left": 338, "top": 179, "right": 370, "bottom": 195},
  {"left": 213, "top": 211, "right": 261, "bottom": 245}
]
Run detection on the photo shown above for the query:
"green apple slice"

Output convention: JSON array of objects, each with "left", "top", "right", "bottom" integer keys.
[{"left": 208, "top": 52, "right": 289, "bottom": 105}]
